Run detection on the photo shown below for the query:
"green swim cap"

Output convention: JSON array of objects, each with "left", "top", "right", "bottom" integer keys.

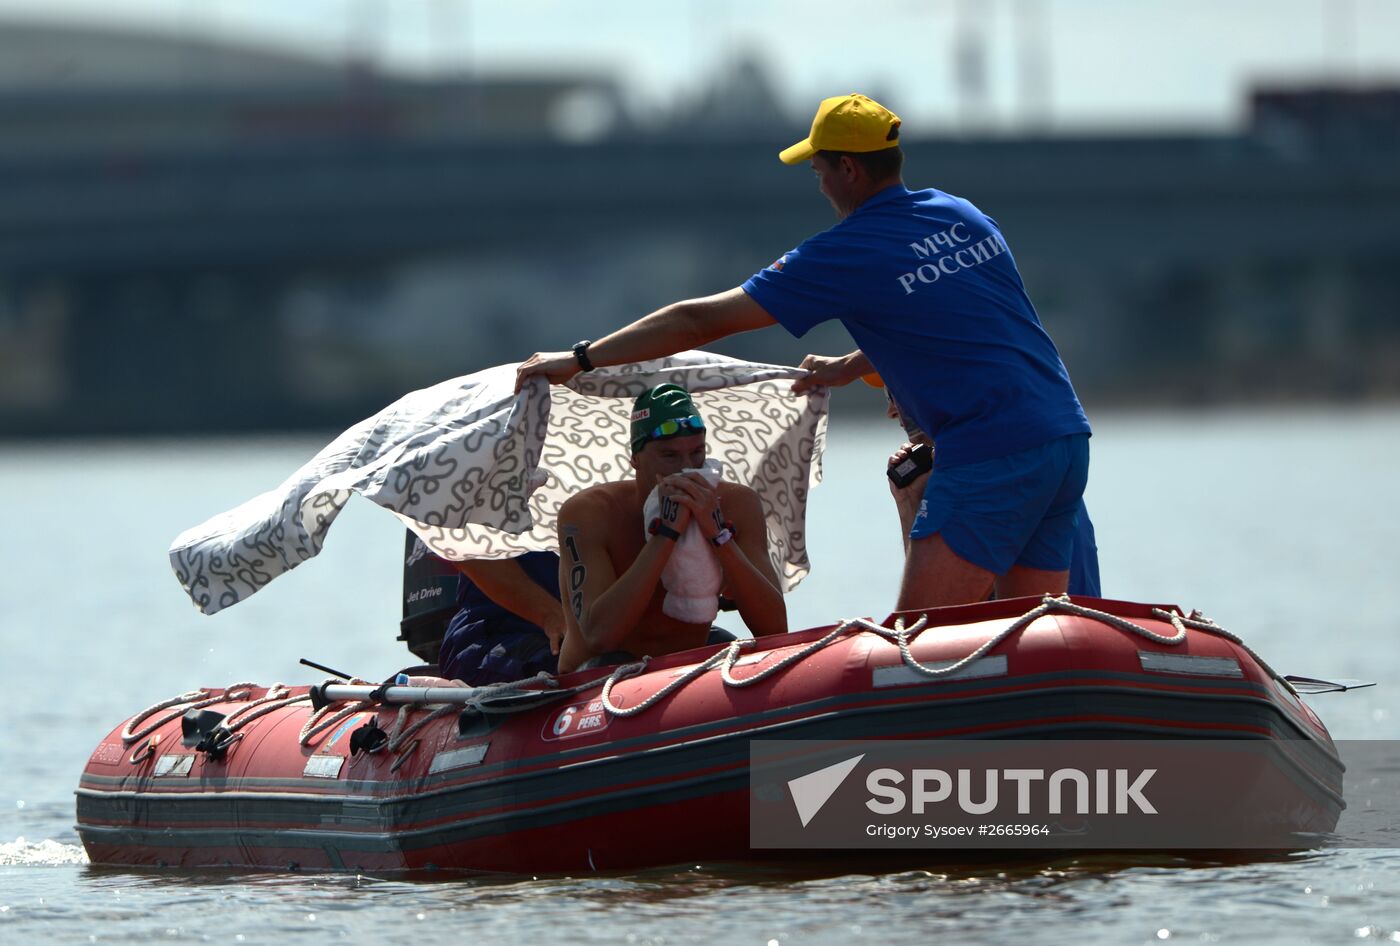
[{"left": 630, "top": 383, "right": 706, "bottom": 454}]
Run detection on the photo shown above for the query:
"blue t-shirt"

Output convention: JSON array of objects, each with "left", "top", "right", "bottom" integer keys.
[{"left": 743, "top": 184, "right": 1090, "bottom": 468}]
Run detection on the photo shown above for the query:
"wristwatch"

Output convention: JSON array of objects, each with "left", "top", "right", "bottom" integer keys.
[
  {"left": 648, "top": 517, "right": 680, "bottom": 541},
  {"left": 572, "top": 339, "right": 595, "bottom": 372}
]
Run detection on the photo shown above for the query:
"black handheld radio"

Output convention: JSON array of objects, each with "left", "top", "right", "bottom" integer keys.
[{"left": 886, "top": 442, "right": 933, "bottom": 488}]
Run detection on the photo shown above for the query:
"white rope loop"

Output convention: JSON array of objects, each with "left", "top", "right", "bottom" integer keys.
[
  {"left": 118, "top": 599, "right": 1252, "bottom": 755},
  {"left": 719, "top": 624, "right": 851, "bottom": 687},
  {"left": 121, "top": 675, "right": 542, "bottom": 759},
  {"left": 595, "top": 593, "right": 1241, "bottom": 720},
  {"left": 601, "top": 653, "right": 728, "bottom": 718},
  {"left": 298, "top": 699, "right": 376, "bottom": 746},
  {"left": 121, "top": 682, "right": 259, "bottom": 744},
  {"left": 362, "top": 702, "right": 458, "bottom": 754},
  {"left": 231, "top": 691, "right": 312, "bottom": 734},
  {"left": 1166, "top": 606, "right": 1285, "bottom": 683},
  {"left": 222, "top": 684, "right": 315, "bottom": 733},
  {"left": 388, "top": 704, "right": 456, "bottom": 752}
]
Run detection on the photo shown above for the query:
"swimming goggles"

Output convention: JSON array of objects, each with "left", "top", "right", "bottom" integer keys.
[{"left": 644, "top": 415, "right": 706, "bottom": 442}]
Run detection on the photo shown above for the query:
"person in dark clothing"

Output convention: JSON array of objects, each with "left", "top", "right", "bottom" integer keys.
[{"left": 437, "top": 551, "right": 566, "bottom": 685}]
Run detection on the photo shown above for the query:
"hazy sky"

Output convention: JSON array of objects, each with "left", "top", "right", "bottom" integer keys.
[{"left": 1, "top": 0, "right": 1397, "bottom": 130}]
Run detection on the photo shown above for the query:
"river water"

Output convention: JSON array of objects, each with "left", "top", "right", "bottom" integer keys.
[{"left": 3, "top": 407, "right": 1399, "bottom": 944}]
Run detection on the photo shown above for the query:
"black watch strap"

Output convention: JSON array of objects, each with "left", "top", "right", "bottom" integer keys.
[
  {"left": 648, "top": 517, "right": 680, "bottom": 541},
  {"left": 572, "top": 339, "right": 595, "bottom": 372}
]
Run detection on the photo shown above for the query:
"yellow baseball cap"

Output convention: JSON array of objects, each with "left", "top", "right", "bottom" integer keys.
[{"left": 779, "top": 93, "right": 903, "bottom": 165}]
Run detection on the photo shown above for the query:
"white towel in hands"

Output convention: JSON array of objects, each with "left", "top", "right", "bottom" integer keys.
[{"left": 642, "top": 459, "right": 725, "bottom": 624}]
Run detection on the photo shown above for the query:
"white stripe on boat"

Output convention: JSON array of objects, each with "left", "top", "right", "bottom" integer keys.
[
  {"left": 303, "top": 756, "right": 344, "bottom": 779},
  {"left": 872, "top": 655, "right": 1009, "bottom": 688},
  {"left": 1138, "top": 652, "right": 1242, "bottom": 677},
  {"left": 428, "top": 744, "right": 489, "bottom": 774},
  {"left": 154, "top": 755, "right": 194, "bottom": 777}
]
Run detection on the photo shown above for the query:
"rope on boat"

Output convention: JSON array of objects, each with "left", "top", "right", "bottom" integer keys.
[
  {"left": 123, "top": 597, "right": 1283, "bottom": 751},
  {"left": 1160, "top": 605, "right": 1288, "bottom": 687},
  {"left": 224, "top": 684, "right": 309, "bottom": 730},
  {"left": 123, "top": 682, "right": 320, "bottom": 755},
  {"left": 125, "top": 669, "right": 565, "bottom": 767},
  {"left": 598, "top": 617, "right": 888, "bottom": 717},
  {"left": 298, "top": 692, "right": 376, "bottom": 747},
  {"left": 599, "top": 593, "right": 1267, "bottom": 718},
  {"left": 374, "top": 703, "right": 458, "bottom": 754},
  {"left": 121, "top": 682, "right": 260, "bottom": 744},
  {"left": 122, "top": 678, "right": 464, "bottom": 763}
]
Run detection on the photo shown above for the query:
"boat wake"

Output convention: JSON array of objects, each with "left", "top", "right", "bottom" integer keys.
[{"left": 0, "top": 837, "right": 89, "bottom": 866}]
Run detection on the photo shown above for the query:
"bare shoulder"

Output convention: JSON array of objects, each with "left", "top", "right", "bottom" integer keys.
[
  {"left": 559, "top": 482, "right": 629, "bottom": 524},
  {"left": 718, "top": 481, "right": 765, "bottom": 511}
]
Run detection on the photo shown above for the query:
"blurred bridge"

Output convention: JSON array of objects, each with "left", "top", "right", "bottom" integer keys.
[{"left": 1, "top": 24, "right": 1397, "bottom": 435}]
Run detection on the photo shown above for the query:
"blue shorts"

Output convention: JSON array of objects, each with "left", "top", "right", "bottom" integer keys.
[{"left": 910, "top": 434, "right": 1090, "bottom": 575}]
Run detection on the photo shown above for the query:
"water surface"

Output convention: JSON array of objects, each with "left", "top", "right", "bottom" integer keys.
[{"left": 3, "top": 407, "right": 1399, "bottom": 943}]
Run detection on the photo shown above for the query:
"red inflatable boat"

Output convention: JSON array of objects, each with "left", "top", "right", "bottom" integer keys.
[{"left": 76, "top": 595, "right": 1346, "bottom": 872}]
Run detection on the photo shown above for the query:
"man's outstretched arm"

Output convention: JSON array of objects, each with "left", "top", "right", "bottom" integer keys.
[
  {"left": 515, "top": 287, "right": 776, "bottom": 390},
  {"left": 790, "top": 350, "right": 873, "bottom": 394},
  {"left": 456, "top": 558, "right": 568, "bottom": 655}
]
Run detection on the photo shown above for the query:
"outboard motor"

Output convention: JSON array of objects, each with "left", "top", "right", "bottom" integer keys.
[{"left": 396, "top": 531, "right": 461, "bottom": 665}]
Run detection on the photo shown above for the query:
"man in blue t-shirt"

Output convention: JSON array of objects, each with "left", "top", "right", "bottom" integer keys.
[{"left": 517, "top": 93, "right": 1092, "bottom": 611}]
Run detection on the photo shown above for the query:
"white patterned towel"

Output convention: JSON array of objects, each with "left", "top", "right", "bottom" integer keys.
[{"left": 169, "top": 352, "right": 829, "bottom": 615}]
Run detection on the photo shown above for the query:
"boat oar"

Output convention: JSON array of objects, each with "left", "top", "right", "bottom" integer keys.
[{"left": 1283, "top": 674, "right": 1376, "bottom": 695}]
